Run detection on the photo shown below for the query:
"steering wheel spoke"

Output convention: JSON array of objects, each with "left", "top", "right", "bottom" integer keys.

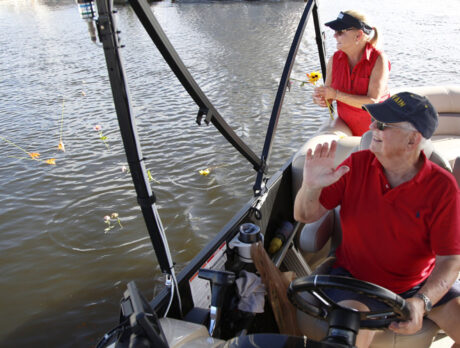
[{"left": 288, "top": 275, "right": 411, "bottom": 330}]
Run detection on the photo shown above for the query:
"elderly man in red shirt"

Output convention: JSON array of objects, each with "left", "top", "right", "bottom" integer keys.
[{"left": 294, "top": 92, "right": 460, "bottom": 348}]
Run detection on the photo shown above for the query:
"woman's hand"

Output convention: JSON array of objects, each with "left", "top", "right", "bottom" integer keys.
[{"left": 313, "top": 86, "right": 336, "bottom": 107}]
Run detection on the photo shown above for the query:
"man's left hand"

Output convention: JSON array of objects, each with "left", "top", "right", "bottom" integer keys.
[{"left": 388, "top": 297, "right": 425, "bottom": 335}]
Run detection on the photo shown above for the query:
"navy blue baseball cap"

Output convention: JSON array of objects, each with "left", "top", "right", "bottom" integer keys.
[
  {"left": 325, "top": 12, "right": 373, "bottom": 35},
  {"left": 362, "top": 92, "right": 438, "bottom": 139}
]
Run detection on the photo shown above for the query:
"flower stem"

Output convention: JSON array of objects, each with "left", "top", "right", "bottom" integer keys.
[
  {"left": 59, "top": 98, "right": 65, "bottom": 144},
  {"left": 1, "top": 136, "right": 41, "bottom": 161},
  {"left": 325, "top": 99, "right": 335, "bottom": 120},
  {"left": 98, "top": 131, "right": 109, "bottom": 149}
]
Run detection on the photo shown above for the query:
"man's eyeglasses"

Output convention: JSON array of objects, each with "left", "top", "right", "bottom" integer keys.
[
  {"left": 335, "top": 28, "right": 353, "bottom": 36},
  {"left": 372, "top": 118, "right": 415, "bottom": 132}
]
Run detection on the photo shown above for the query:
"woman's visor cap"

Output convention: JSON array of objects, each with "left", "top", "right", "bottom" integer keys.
[{"left": 325, "top": 12, "right": 372, "bottom": 35}]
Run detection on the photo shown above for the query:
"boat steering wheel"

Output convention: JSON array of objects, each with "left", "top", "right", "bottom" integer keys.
[{"left": 288, "top": 275, "right": 411, "bottom": 329}]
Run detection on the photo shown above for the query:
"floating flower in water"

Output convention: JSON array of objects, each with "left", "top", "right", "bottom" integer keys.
[
  {"left": 2, "top": 137, "right": 56, "bottom": 165},
  {"left": 147, "top": 169, "right": 160, "bottom": 184},
  {"left": 199, "top": 168, "right": 211, "bottom": 176},
  {"left": 122, "top": 165, "right": 129, "bottom": 173},
  {"left": 198, "top": 164, "right": 229, "bottom": 176},
  {"left": 58, "top": 98, "right": 66, "bottom": 152},
  {"left": 94, "top": 124, "right": 109, "bottom": 149},
  {"left": 104, "top": 213, "right": 123, "bottom": 233},
  {"left": 111, "top": 212, "right": 123, "bottom": 228},
  {"left": 81, "top": 91, "right": 86, "bottom": 97}
]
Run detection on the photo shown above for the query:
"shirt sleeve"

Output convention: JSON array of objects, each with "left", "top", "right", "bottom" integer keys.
[
  {"left": 319, "top": 155, "right": 352, "bottom": 210},
  {"left": 430, "top": 177, "right": 460, "bottom": 255}
]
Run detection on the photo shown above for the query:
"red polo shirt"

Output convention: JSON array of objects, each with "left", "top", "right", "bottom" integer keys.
[
  {"left": 319, "top": 150, "right": 460, "bottom": 293},
  {"left": 331, "top": 43, "right": 390, "bottom": 136}
]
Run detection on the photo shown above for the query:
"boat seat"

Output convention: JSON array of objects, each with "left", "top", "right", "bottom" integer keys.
[
  {"left": 391, "top": 85, "right": 460, "bottom": 169},
  {"left": 359, "top": 128, "right": 453, "bottom": 172},
  {"left": 159, "top": 317, "right": 225, "bottom": 348},
  {"left": 453, "top": 157, "right": 460, "bottom": 187},
  {"left": 431, "top": 134, "right": 460, "bottom": 170}
]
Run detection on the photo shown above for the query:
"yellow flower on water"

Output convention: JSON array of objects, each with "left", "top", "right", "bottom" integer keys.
[
  {"left": 199, "top": 168, "right": 210, "bottom": 176},
  {"left": 111, "top": 212, "right": 119, "bottom": 219},
  {"left": 45, "top": 158, "right": 56, "bottom": 165},
  {"left": 146, "top": 170, "right": 160, "bottom": 184},
  {"left": 306, "top": 71, "right": 322, "bottom": 85},
  {"left": 147, "top": 170, "right": 153, "bottom": 182},
  {"left": 58, "top": 141, "right": 65, "bottom": 152},
  {"left": 28, "top": 152, "right": 40, "bottom": 159}
]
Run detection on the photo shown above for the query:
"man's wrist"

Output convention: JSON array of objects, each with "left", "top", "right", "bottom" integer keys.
[{"left": 414, "top": 293, "right": 432, "bottom": 315}]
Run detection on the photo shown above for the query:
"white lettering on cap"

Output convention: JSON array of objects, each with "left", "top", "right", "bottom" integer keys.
[{"left": 338, "top": 13, "right": 344, "bottom": 19}]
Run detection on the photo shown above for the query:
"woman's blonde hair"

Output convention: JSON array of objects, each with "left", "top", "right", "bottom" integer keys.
[{"left": 345, "top": 10, "right": 379, "bottom": 47}]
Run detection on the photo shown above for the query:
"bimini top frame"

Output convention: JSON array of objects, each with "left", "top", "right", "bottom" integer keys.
[
  {"left": 253, "top": 0, "right": 327, "bottom": 195},
  {"left": 92, "top": 0, "right": 327, "bottom": 277}
]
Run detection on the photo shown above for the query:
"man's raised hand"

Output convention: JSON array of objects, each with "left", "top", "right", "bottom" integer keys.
[{"left": 302, "top": 141, "right": 350, "bottom": 190}]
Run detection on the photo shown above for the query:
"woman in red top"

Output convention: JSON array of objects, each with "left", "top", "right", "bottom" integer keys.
[{"left": 314, "top": 11, "right": 390, "bottom": 136}]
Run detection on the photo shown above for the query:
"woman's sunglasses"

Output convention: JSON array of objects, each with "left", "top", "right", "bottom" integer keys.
[{"left": 334, "top": 28, "right": 354, "bottom": 36}]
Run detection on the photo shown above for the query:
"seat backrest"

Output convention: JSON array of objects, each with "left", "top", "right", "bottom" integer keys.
[
  {"left": 359, "top": 130, "right": 435, "bottom": 156},
  {"left": 359, "top": 130, "right": 452, "bottom": 172},
  {"left": 390, "top": 85, "right": 460, "bottom": 113},
  {"left": 291, "top": 133, "right": 360, "bottom": 199},
  {"left": 390, "top": 85, "right": 460, "bottom": 137}
]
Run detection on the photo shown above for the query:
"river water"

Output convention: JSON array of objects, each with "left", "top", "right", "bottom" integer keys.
[{"left": 0, "top": 0, "right": 459, "bottom": 346}]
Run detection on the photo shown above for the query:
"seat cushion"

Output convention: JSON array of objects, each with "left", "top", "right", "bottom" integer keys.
[
  {"left": 431, "top": 136, "right": 460, "bottom": 168},
  {"left": 433, "top": 114, "right": 460, "bottom": 136}
]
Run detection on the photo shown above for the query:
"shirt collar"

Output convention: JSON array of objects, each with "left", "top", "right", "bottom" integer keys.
[
  {"left": 363, "top": 42, "right": 373, "bottom": 61},
  {"left": 371, "top": 150, "right": 431, "bottom": 185},
  {"left": 337, "top": 42, "right": 374, "bottom": 62},
  {"left": 413, "top": 151, "right": 431, "bottom": 184}
]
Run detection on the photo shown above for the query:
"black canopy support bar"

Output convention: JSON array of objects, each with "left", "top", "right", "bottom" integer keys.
[
  {"left": 253, "top": 0, "right": 327, "bottom": 195},
  {"left": 95, "top": 0, "right": 173, "bottom": 274},
  {"left": 129, "top": 0, "right": 263, "bottom": 172},
  {"left": 312, "top": 4, "right": 333, "bottom": 114}
]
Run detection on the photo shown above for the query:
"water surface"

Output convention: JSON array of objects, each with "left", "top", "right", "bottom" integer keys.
[{"left": 0, "top": 0, "right": 459, "bottom": 346}]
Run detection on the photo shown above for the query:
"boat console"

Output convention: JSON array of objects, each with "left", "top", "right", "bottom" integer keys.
[{"left": 99, "top": 273, "right": 412, "bottom": 348}]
